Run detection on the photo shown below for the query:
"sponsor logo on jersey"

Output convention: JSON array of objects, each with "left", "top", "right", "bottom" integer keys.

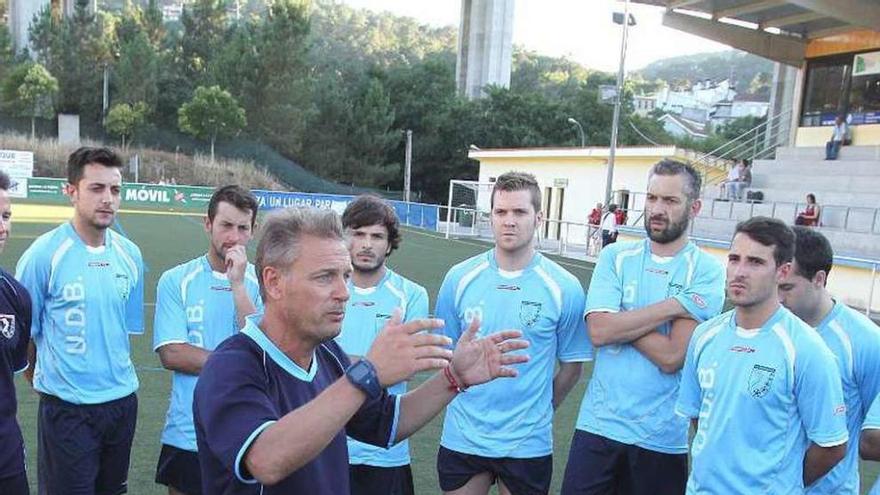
[
  {"left": 115, "top": 273, "right": 132, "bottom": 299},
  {"left": 211, "top": 285, "right": 232, "bottom": 292},
  {"left": 0, "top": 314, "right": 14, "bottom": 339},
  {"left": 729, "top": 345, "right": 756, "bottom": 353},
  {"left": 691, "top": 294, "right": 708, "bottom": 309},
  {"left": 496, "top": 284, "right": 521, "bottom": 291},
  {"left": 88, "top": 261, "right": 110, "bottom": 268},
  {"left": 519, "top": 301, "right": 542, "bottom": 327},
  {"left": 353, "top": 301, "right": 376, "bottom": 307}
]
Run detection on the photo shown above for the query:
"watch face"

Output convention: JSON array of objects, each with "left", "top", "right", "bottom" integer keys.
[{"left": 350, "top": 361, "right": 370, "bottom": 381}]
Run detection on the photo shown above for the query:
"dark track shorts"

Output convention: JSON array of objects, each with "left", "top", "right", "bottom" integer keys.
[
  {"left": 349, "top": 463, "right": 414, "bottom": 495},
  {"left": 155, "top": 444, "right": 203, "bottom": 495},
  {"left": 437, "top": 446, "right": 552, "bottom": 495},
  {"left": 560, "top": 429, "right": 687, "bottom": 495},
  {"left": 37, "top": 393, "right": 137, "bottom": 495}
]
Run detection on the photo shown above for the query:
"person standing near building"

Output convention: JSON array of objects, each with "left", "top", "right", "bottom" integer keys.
[
  {"left": 16, "top": 147, "right": 145, "bottom": 495},
  {"left": 676, "top": 217, "right": 848, "bottom": 492},
  {"left": 435, "top": 172, "right": 591, "bottom": 495},
  {"left": 335, "top": 195, "right": 429, "bottom": 495},
  {"left": 561, "top": 159, "right": 726, "bottom": 495},
  {"left": 0, "top": 170, "right": 33, "bottom": 495},
  {"left": 778, "top": 226, "right": 880, "bottom": 494},
  {"left": 601, "top": 204, "right": 618, "bottom": 247},
  {"left": 153, "top": 185, "right": 262, "bottom": 495}
]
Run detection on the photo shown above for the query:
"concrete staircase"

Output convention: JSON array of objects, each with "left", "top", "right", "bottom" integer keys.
[{"left": 694, "top": 145, "right": 880, "bottom": 259}]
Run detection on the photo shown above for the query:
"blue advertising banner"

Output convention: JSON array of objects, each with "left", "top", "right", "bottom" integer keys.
[{"left": 252, "top": 190, "right": 438, "bottom": 231}]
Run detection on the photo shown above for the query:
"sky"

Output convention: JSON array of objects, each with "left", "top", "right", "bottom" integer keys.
[{"left": 338, "top": 0, "right": 732, "bottom": 72}]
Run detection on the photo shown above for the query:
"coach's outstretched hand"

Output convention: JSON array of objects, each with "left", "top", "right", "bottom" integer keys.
[
  {"left": 450, "top": 317, "right": 530, "bottom": 388},
  {"left": 367, "top": 310, "right": 452, "bottom": 387}
]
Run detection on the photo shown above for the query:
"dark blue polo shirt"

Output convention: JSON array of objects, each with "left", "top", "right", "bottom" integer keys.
[
  {"left": 194, "top": 316, "right": 399, "bottom": 495},
  {"left": 0, "top": 267, "right": 32, "bottom": 479}
]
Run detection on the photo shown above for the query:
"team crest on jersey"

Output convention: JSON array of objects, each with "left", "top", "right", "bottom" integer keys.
[
  {"left": 0, "top": 314, "right": 14, "bottom": 339},
  {"left": 115, "top": 273, "right": 132, "bottom": 299},
  {"left": 374, "top": 313, "right": 393, "bottom": 333},
  {"left": 519, "top": 301, "right": 541, "bottom": 327},
  {"left": 748, "top": 364, "right": 776, "bottom": 398}
]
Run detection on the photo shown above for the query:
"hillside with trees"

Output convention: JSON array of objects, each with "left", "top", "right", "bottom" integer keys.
[{"left": 0, "top": 0, "right": 701, "bottom": 203}]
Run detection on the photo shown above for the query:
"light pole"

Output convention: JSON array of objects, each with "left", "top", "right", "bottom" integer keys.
[
  {"left": 605, "top": 0, "right": 635, "bottom": 209},
  {"left": 403, "top": 129, "right": 413, "bottom": 203},
  {"left": 567, "top": 117, "right": 585, "bottom": 147}
]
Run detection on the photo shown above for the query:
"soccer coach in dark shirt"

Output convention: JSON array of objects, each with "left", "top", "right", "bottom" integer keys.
[
  {"left": 193, "top": 207, "right": 530, "bottom": 495},
  {"left": 0, "top": 169, "right": 32, "bottom": 495}
]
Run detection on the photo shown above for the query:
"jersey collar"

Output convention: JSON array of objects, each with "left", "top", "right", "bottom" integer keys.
[
  {"left": 731, "top": 304, "right": 787, "bottom": 337},
  {"left": 241, "top": 314, "right": 318, "bottom": 382},
  {"left": 487, "top": 249, "right": 540, "bottom": 276},
  {"left": 815, "top": 299, "right": 844, "bottom": 332},
  {"left": 64, "top": 221, "right": 111, "bottom": 251}
]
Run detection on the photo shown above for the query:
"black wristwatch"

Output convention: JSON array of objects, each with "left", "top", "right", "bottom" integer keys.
[{"left": 345, "top": 359, "right": 382, "bottom": 400}]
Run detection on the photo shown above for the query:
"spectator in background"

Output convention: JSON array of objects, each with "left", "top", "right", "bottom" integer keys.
[
  {"left": 601, "top": 204, "right": 619, "bottom": 247},
  {"left": 587, "top": 203, "right": 603, "bottom": 256},
  {"left": 614, "top": 204, "right": 628, "bottom": 228},
  {"left": 826, "top": 115, "right": 848, "bottom": 160},
  {"left": 796, "top": 193, "right": 821, "bottom": 227}
]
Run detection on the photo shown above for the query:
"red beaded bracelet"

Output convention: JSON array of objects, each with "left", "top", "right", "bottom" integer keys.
[{"left": 443, "top": 366, "right": 468, "bottom": 393}]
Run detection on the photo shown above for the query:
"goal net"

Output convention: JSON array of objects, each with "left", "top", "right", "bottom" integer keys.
[{"left": 444, "top": 180, "right": 495, "bottom": 239}]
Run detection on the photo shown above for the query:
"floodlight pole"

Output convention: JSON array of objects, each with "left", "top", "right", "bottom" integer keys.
[
  {"left": 404, "top": 129, "right": 413, "bottom": 203},
  {"left": 605, "top": 0, "right": 632, "bottom": 209}
]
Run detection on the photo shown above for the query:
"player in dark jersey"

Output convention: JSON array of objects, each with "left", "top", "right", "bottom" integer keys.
[{"left": 0, "top": 169, "right": 33, "bottom": 495}]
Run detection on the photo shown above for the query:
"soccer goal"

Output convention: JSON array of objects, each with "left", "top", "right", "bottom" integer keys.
[{"left": 444, "top": 179, "right": 495, "bottom": 239}]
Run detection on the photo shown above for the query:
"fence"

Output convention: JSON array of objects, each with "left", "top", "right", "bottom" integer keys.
[{"left": 18, "top": 178, "right": 440, "bottom": 231}]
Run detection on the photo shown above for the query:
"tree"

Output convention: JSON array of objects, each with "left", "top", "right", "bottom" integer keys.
[
  {"left": 114, "top": 31, "right": 159, "bottom": 110},
  {"left": 105, "top": 102, "right": 147, "bottom": 149},
  {"left": 1, "top": 62, "right": 58, "bottom": 139},
  {"left": 178, "top": 85, "right": 246, "bottom": 162}
]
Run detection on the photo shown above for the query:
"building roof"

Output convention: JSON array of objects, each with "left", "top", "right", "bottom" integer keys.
[
  {"left": 659, "top": 113, "right": 710, "bottom": 138},
  {"left": 631, "top": 1, "right": 880, "bottom": 66}
]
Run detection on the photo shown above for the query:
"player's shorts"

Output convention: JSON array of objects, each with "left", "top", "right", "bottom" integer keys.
[
  {"left": 155, "top": 444, "right": 203, "bottom": 495},
  {"left": 437, "top": 446, "right": 552, "bottom": 495},
  {"left": 37, "top": 392, "right": 137, "bottom": 495},
  {"left": 0, "top": 471, "right": 29, "bottom": 495},
  {"left": 349, "top": 463, "right": 414, "bottom": 495},
  {"left": 560, "top": 429, "right": 688, "bottom": 495}
]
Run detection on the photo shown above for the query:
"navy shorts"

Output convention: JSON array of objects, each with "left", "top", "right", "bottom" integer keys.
[
  {"left": 560, "top": 430, "right": 687, "bottom": 495},
  {"left": 38, "top": 393, "right": 138, "bottom": 495},
  {"left": 437, "top": 446, "right": 552, "bottom": 495},
  {"left": 350, "top": 463, "right": 414, "bottom": 495},
  {"left": 0, "top": 471, "right": 29, "bottom": 495},
  {"left": 155, "top": 444, "right": 202, "bottom": 495}
]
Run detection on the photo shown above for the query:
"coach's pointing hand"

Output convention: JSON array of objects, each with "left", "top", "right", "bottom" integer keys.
[
  {"left": 450, "top": 317, "right": 530, "bottom": 388},
  {"left": 366, "top": 310, "right": 452, "bottom": 387}
]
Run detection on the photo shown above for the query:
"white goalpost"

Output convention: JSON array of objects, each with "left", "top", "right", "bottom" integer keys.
[{"left": 444, "top": 179, "right": 496, "bottom": 239}]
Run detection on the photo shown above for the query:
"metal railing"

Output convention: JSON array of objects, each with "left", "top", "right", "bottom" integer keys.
[{"left": 686, "top": 106, "right": 794, "bottom": 186}]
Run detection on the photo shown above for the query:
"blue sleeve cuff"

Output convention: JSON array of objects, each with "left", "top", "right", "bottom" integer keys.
[
  {"left": 234, "top": 420, "right": 277, "bottom": 484},
  {"left": 673, "top": 293, "right": 708, "bottom": 322},
  {"left": 811, "top": 431, "right": 848, "bottom": 448},
  {"left": 387, "top": 395, "right": 401, "bottom": 449}
]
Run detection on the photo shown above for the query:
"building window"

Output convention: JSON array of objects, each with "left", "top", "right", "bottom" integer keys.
[
  {"left": 849, "top": 51, "right": 880, "bottom": 125},
  {"left": 800, "top": 55, "right": 852, "bottom": 127}
]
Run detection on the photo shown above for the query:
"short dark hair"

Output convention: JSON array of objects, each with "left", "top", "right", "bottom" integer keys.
[
  {"left": 792, "top": 226, "right": 834, "bottom": 283},
  {"left": 491, "top": 171, "right": 541, "bottom": 213},
  {"left": 806, "top": 193, "right": 816, "bottom": 204},
  {"left": 342, "top": 195, "right": 401, "bottom": 253},
  {"left": 648, "top": 159, "right": 702, "bottom": 202},
  {"left": 67, "top": 147, "right": 123, "bottom": 185},
  {"left": 208, "top": 185, "right": 259, "bottom": 226},
  {"left": 734, "top": 216, "right": 795, "bottom": 266},
  {"left": 0, "top": 170, "right": 10, "bottom": 191}
]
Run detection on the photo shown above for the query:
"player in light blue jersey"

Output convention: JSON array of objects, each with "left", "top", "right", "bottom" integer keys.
[
  {"left": 435, "top": 172, "right": 591, "bottom": 495},
  {"left": 778, "top": 226, "right": 880, "bottom": 494},
  {"left": 335, "top": 195, "right": 429, "bottom": 495},
  {"left": 153, "top": 185, "right": 262, "bottom": 495},
  {"left": 677, "top": 217, "right": 848, "bottom": 493},
  {"left": 860, "top": 394, "right": 880, "bottom": 494},
  {"left": 15, "top": 147, "right": 145, "bottom": 495},
  {"left": 562, "top": 159, "right": 725, "bottom": 495}
]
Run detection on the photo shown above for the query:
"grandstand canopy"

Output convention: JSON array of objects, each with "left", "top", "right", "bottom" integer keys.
[{"left": 632, "top": 0, "right": 880, "bottom": 66}]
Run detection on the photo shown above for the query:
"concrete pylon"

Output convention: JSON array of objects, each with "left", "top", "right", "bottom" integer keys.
[
  {"left": 8, "top": 0, "right": 95, "bottom": 55},
  {"left": 456, "top": 0, "right": 515, "bottom": 100}
]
